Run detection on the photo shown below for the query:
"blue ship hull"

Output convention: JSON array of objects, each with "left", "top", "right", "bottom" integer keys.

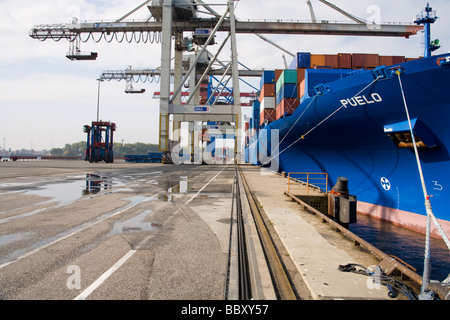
[{"left": 252, "top": 54, "right": 450, "bottom": 236}]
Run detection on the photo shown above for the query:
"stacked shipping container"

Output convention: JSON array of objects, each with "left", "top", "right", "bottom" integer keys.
[
  {"left": 255, "top": 52, "right": 417, "bottom": 126},
  {"left": 245, "top": 52, "right": 421, "bottom": 165},
  {"left": 275, "top": 69, "right": 299, "bottom": 119},
  {"left": 259, "top": 71, "right": 276, "bottom": 126}
]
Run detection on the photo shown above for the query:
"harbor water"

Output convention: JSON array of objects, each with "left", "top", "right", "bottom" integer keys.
[{"left": 349, "top": 214, "right": 450, "bottom": 283}]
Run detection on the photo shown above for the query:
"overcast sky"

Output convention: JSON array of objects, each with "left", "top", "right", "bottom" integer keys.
[{"left": 1, "top": 0, "right": 449, "bottom": 151}]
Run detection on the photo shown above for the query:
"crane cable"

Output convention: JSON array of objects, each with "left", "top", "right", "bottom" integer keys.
[
  {"left": 102, "top": 73, "right": 162, "bottom": 84},
  {"left": 31, "top": 25, "right": 162, "bottom": 44},
  {"left": 77, "top": 30, "right": 162, "bottom": 44}
]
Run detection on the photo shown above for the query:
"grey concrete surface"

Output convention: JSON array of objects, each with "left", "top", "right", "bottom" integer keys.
[
  {"left": 239, "top": 164, "right": 394, "bottom": 300},
  {"left": 0, "top": 160, "right": 234, "bottom": 300},
  {"left": 0, "top": 160, "right": 403, "bottom": 301}
]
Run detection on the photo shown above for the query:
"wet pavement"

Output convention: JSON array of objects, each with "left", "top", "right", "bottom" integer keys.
[
  {"left": 3, "top": 160, "right": 440, "bottom": 301},
  {"left": 0, "top": 160, "right": 234, "bottom": 300}
]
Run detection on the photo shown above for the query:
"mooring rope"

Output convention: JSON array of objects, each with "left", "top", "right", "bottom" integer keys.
[
  {"left": 260, "top": 93, "right": 319, "bottom": 166},
  {"left": 338, "top": 263, "right": 419, "bottom": 300},
  {"left": 396, "top": 70, "right": 450, "bottom": 292},
  {"left": 262, "top": 75, "right": 381, "bottom": 166},
  {"left": 397, "top": 70, "right": 450, "bottom": 250}
]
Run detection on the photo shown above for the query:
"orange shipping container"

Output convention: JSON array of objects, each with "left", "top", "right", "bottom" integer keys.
[
  {"left": 392, "top": 56, "right": 406, "bottom": 64},
  {"left": 299, "top": 80, "right": 305, "bottom": 98},
  {"left": 324, "top": 54, "right": 339, "bottom": 69},
  {"left": 365, "top": 54, "right": 380, "bottom": 68},
  {"left": 276, "top": 105, "right": 282, "bottom": 120},
  {"left": 352, "top": 53, "right": 379, "bottom": 69},
  {"left": 310, "top": 54, "right": 326, "bottom": 68},
  {"left": 379, "top": 55, "right": 394, "bottom": 66},
  {"left": 259, "top": 83, "right": 276, "bottom": 102},
  {"left": 276, "top": 98, "right": 300, "bottom": 119},
  {"left": 275, "top": 69, "right": 283, "bottom": 83},
  {"left": 352, "top": 53, "right": 366, "bottom": 69},
  {"left": 260, "top": 109, "right": 276, "bottom": 126},
  {"left": 297, "top": 68, "right": 306, "bottom": 84},
  {"left": 338, "top": 53, "right": 352, "bottom": 69}
]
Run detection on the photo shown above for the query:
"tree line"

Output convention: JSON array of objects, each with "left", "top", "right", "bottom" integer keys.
[{"left": 50, "top": 141, "right": 160, "bottom": 157}]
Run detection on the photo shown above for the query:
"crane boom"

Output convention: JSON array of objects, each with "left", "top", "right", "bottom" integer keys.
[{"left": 30, "top": 19, "right": 422, "bottom": 41}]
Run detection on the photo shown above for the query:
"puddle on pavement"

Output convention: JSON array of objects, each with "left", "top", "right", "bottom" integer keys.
[
  {"left": 22, "top": 174, "right": 120, "bottom": 206},
  {"left": 83, "top": 174, "right": 113, "bottom": 195},
  {"left": 157, "top": 176, "right": 191, "bottom": 201},
  {"left": 107, "top": 177, "right": 191, "bottom": 235},
  {"left": 2, "top": 174, "right": 200, "bottom": 221},
  {"left": 25, "top": 179, "right": 88, "bottom": 206},
  {"left": 0, "top": 195, "right": 161, "bottom": 265},
  {"left": 109, "top": 209, "right": 160, "bottom": 236},
  {"left": 0, "top": 174, "right": 124, "bottom": 223},
  {"left": 0, "top": 232, "right": 34, "bottom": 247}
]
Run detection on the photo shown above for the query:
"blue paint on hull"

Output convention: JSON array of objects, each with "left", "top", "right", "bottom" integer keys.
[{"left": 252, "top": 54, "right": 450, "bottom": 223}]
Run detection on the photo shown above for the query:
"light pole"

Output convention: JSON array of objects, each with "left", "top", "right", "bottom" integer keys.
[{"left": 96, "top": 78, "right": 104, "bottom": 122}]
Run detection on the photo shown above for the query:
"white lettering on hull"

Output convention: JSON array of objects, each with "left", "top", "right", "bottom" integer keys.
[{"left": 340, "top": 93, "right": 382, "bottom": 108}]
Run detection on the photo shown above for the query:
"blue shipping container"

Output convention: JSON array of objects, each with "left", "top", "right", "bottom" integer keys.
[
  {"left": 276, "top": 84, "right": 298, "bottom": 105},
  {"left": 303, "top": 68, "right": 354, "bottom": 98},
  {"left": 289, "top": 52, "right": 311, "bottom": 69},
  {"left": 260, "top": 70, "right": 275, "bottom": 88},
  {"left": 252, "top": 100, "right": 260, "bottom": 118}
]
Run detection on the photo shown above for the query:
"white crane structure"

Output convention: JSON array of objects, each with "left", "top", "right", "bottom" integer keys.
[{"left": 29, "top": 0, "right": 423, "bottom": 162}]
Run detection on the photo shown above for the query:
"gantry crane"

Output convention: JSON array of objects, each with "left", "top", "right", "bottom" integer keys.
[
  {"left": 29, "top": 0, "right": 423, "bottom": 161},
  {"left": 99, "top": 65, "right": 260, "bottom": 104}
]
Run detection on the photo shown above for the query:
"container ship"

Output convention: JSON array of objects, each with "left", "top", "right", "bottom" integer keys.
[{"left": 244, "top": 4, "right": 450, "bottom": 238}]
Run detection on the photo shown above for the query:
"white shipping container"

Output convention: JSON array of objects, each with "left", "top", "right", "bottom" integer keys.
[{"left": 260, "top": 97, "right": 276, "bottom": 110}]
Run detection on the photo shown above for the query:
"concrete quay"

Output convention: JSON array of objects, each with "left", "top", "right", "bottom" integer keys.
[{"left": 239, "top": 164, "right": 402, "bottom": 300}]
